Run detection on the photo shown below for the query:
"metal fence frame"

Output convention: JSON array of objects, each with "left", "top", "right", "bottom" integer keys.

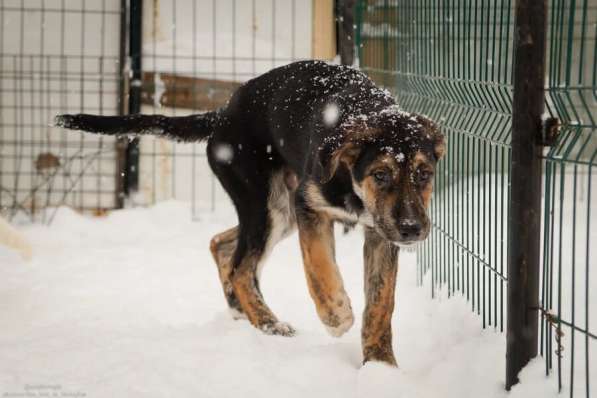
[
  {"left": 0, "top": 0, "right": 125, "bottom": 222},
  {"left": 541, "top": 0, "right": 596, "bottom": 396},
  {"left": 0, "top": 0, "right": 313, "bottom": 221}
]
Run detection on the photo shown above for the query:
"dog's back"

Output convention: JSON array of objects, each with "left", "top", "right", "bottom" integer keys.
[{"left": 219, "top": 60, "right": 395, "bottom": 178}]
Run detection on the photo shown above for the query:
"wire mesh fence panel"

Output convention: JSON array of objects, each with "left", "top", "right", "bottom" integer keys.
[
  {"left": 0, "top": 0, "right": 124, "bottom": 222},
  {"left": 356, "top": 0, "right": 514, "bottom": 331},
  {"left": 541, "top": 0, "right": 597, "bottom": 396},
  {"left": 136, "top": 0, "right": 312, "bottom": 218},
  {"left": 0, "top": 0, "right": 314, "bottom": 222}
]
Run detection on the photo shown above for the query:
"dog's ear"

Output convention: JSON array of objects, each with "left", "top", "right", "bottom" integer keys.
[
  {"left": 319, "top": 119, "right": 372, "bottom": 183},
  {"left": 320, "top": 142, "right": 360, "bottom": 183},
  {"left": 433, "top": 131, "right": 446, "bottom": 161},
  {"left": 418, "top": 116, "right": 445, "bottom": 161}
]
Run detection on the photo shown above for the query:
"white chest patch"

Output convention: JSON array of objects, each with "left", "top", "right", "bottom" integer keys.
[{"left": 305, "top": 181, "right": 374, "bottom": 227}]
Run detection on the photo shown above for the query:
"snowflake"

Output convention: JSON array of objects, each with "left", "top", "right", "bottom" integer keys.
[
  {"left": 212, "top": 143, "right": 234, "bottom": 164},
  {"left": 322, "top": 103, "right": 341, "bottom": 127}
]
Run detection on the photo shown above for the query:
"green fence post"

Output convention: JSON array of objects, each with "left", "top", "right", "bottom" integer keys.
[{"left": 505, "top": 0, "right": 549, "bottom": 390}]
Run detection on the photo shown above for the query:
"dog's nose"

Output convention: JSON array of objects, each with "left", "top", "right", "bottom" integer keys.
[{"left": 399, "top": 220, "right": 422, "bottom": 240}]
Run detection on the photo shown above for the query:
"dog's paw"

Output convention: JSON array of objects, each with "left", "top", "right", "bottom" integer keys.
[
  {"left": 260, "top": 321, "right": 296, "bottom": 337},
  {"left": 362, "top": 355, "right": 398, "bottom": 368},
  {"left": 324, "top": 310, "right": 354, "bottom": 337},
  {"left": 362, "top": 346, "right": 398, "bottom": 367},
  {"left": 321, "top": 296, "right": 354, "bottom": 337}
]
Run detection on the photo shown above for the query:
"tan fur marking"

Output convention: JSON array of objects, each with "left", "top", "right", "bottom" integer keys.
[
  {"left": 231, "top": 258, "right": 275, "bottom": 325},
  {"left": 362, "top": 227, "right": 399, "bottom": 365},
  {"left": 209, "top": 169, "right": 297, "bottom": 326},
  {"left": 298, "top": 212, "right": 354, "bottom": 337},
  {"left": 284, "top": 170, "right": 299, "bottom": 191},
  {"left": 412, "top": 151, "right": 434, "bottom": 209},
  {"left": 216, "top": 170, "right": 297, "bottom": 335},
  {"left": 382, "top": 190, "right": 399, "bottom": 223},
  {"left": 367, "top": 154, "right": 400, "bottom": 176},
  {"left": 230, "top": 254, "right": 295, "bottom": 335},
  {"left": 210, "top": 226, "right": 238, "bottom": 281},
  {"left": 413, "top": 151, "right": 429, "bottom": 168},
  {"left": 361, "top": 178, "right": 378, "bottom": 210},
  {"left": 210, "top": 227, "right": 242, "bottom": 315},
  {"left": 304, "top": 181, "right": 330, "bottom": 209},
  {"left": 421, "top": 183, "right": 433, "bottom": 208},
  {"left": 304, "top": 180, "right": 366, "bottom": 224},
  {"left": 357, "top": 156, "right": 403, "bottom": 235},
  {"left": 321, "top": 142, "right": 361, "bottom": 183},
  {"left": 354, "top": 153, "right": 400, "bottom": 212},
  {"left": 434, "top": 135, "right": 446, "bottom": 159}
]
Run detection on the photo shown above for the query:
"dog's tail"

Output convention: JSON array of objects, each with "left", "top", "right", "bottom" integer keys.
[{"left": 53, "top": 111, "right": 219, "bottom": 142}]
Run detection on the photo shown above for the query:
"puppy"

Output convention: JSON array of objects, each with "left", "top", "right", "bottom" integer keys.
[{"left": 55, "top": 60, "right": 445, "bottom": 365}]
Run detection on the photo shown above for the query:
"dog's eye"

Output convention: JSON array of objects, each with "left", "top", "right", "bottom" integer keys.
[
  {"left": 417, "top": 169, "right": 433, "bottom": 183},
  {"left": 373, "top": 170, "right": 391, "bottom": 184}
]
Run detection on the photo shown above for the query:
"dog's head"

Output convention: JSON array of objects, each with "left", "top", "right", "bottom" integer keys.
[{"left": 320, "top": 108, "right": 445, "bottom": 246}]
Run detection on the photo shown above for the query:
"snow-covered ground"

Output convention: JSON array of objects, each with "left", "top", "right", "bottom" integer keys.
[{"left": 0, "top": 201, "right": 587, "bottom": 397}]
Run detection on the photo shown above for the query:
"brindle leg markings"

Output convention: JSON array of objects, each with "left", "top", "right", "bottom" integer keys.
[
  {"left": 230, "top": 252, "right": 295, "bottom": 336},
  {"left": 362, "top": 227, "right": 399, "bottom": 366},
  {"left": 298, "top": 212, "right": 354, "bottom": 337},
  {"left": 209, "top": 227, "right": 246, "bottom": 319}
]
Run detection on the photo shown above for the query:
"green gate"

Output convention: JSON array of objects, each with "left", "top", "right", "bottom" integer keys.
[
  {"left": 356, "top": 0, "right": 513, "bottom": 329},
  {"left": 355, "top": 0, "right": 596, "bottom": 395},
  {"left": 542, "top": 0, "right": 596, "bottom": 396}
]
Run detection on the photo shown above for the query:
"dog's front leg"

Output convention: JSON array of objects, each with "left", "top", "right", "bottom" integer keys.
[
  {"left": 297, "top": 208, "right": 354, "bottom": 337},
  {"left": 362, "top": 227, "right": 399, "bottom": 366}
]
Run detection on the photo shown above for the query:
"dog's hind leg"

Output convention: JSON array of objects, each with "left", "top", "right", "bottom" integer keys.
[
  {"left": 227, "top": 171, "right": 297, "bottom": 336},
  {"left": 209, "top": 226, "right": 245, "bottom": 319},
  {"left": 229, "top": 246, "right": 295, "bottom": 336},
  {"left": 208, "top": 138, "right": 295, "bottom": 335}
]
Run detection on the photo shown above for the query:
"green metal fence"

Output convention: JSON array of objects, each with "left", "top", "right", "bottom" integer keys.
[
  {"left": 356, "top": 0, "right": 596, "bottom": 395},
  {"left": 542, "top": 0, "right": 596, "bottom": 396},
  {"left": 356, "top": 0, "right": 513, "bottom": 328}
]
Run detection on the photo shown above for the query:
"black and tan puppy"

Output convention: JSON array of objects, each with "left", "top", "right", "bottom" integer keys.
[{"left": 55, "top": 60, "right": 445, "bottom": 365}]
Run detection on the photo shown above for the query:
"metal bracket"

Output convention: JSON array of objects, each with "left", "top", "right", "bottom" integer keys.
[{"left": 538, "top": 116, "right": 560, "bottom": 146}]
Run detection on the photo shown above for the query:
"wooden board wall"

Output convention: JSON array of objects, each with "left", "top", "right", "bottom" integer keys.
[
  {"left": 312, "top": 0, "right": 336, "bottom": 60},
  {"left": 141, "top": 72, "right": 241, "bottom": 111}
]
